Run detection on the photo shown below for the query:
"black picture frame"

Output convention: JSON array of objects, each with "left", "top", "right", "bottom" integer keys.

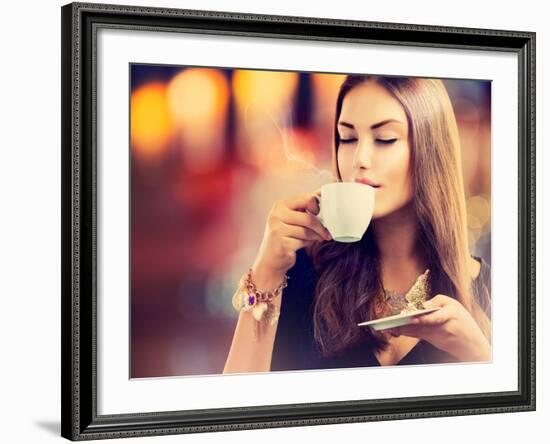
[{"left": 61, "top": 1, "right": 536, "bottom": 440}]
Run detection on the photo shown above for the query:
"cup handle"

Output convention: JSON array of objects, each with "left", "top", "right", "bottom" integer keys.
[{"left": 313, "top": 194, "right": 324, "bottom": 226}]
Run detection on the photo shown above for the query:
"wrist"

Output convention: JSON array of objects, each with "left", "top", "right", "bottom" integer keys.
[
  {"left": 250, "top": 263, "right": 288, "bottom": 292},
  {"left": 231, "top": 266, "right": 289, "bottom": 341}
]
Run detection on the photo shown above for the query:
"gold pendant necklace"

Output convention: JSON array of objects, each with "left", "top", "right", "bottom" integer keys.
[{"left": 377, "top": 269, "right": 431, "bottom": 317}]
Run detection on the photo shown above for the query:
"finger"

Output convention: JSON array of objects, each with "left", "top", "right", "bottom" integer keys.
[
  {"left": 424, "top": 294, "right": 454, "bottom": 308},
  {"left": 278, "top": 235, "right": 313, "bottom": 252},
  {"left": 391, "top": 324, "right": 430, "bottom": 339},
  {"left": 285, "top": 191, "right": 321, "bottom": 213},
  {"left": 412, "top": 306, "right": 450, "bottom": 326},
  {"left": 282, "top": 207, "right": 331, "bottom": 241},
  {"left": 282, "top": 221, "right": 329, "bottom": 242}
]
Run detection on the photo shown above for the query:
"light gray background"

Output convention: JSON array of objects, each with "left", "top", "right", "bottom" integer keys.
[{"left": 0, "top": 0, "right": 545, "bottom": 442}]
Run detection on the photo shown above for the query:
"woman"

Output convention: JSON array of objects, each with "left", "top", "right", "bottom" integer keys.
[{"left": 223, "top": 75, "right": 491, "bottom": 373}]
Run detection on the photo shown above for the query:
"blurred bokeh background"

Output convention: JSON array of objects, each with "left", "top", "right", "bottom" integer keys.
[{"left": 130, "top": 65, "right": 491, "bottom": 378}]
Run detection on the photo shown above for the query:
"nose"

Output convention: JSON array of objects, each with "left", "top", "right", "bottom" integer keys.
[{"left": 352, "top": 139, "right": 374, "bottom": 170}]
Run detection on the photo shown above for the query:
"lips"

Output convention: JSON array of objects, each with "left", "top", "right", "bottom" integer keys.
[{"left": 355, "top": 178, "right": 381, "bottom": 188}]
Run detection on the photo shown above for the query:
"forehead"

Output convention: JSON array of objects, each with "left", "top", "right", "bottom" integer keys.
[{"left": 339, "top": 81, "right": 408, "bottom": 130}]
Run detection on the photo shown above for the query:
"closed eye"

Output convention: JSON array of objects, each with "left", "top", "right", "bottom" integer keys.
[
  {"left": 376, "top": 138, "right": 398, "bottom": 145},
  {"left": 339, "top": 138, "right": 357, "bottom": 144},
  {"left": 339, "top": 138, "right": 397, "bottom": 145}
]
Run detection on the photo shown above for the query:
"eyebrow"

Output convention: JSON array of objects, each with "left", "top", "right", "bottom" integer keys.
[{"left": 337, "top": 119, "right": 404, "bottom": 130}]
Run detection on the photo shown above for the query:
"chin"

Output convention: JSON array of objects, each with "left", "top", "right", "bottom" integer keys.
[{"left": 372, "top": 200, "right": 414, "bottom": 220}]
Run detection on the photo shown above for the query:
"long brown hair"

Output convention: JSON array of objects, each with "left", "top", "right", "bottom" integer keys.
[{"left": 305, "top": 75, "right": 491, "bottom": 358}]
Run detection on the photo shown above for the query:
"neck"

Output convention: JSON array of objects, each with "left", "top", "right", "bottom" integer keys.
[{"left": 370, "top": 201, "right": 428, "bottom": 277}]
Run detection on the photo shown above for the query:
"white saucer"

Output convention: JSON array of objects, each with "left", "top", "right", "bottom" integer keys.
[{"left": 357, "top": 307, "right": 441, "bottom": 330}]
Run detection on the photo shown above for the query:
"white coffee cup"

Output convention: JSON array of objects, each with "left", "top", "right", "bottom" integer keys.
[{"left": 314, "top": 182, "right": 375, "bottom": 243}]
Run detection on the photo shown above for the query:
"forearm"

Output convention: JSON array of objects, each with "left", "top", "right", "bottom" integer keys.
[
  {"left": 223, "top": 267, "right": 286, "bottom": 374},
  {"left": 461, "top": 338, "right": 492, "bottom": 362}
]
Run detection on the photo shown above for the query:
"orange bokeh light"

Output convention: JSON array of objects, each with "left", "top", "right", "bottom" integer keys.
[
  {"left": 311, "top": 73, "right": 347, "bottom": 97},
  {"left": 131, "top": 82, "right": 172, "bottom": 157}
]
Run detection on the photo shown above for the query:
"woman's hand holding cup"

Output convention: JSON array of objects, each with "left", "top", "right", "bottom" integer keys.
[{"left": 251, "top": 190, "right": 332, "bottom": 284}]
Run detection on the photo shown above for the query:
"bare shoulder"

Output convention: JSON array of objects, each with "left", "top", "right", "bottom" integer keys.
[{"left": 469, "top": 256, "right": 482, "bottom": 280}]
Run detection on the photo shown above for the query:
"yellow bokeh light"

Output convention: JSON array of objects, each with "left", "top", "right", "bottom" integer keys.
[
  {"left": 466, "top": 194, "right": 491, "bottom": 227},
  {"left": 167, "top": 68, "right": 229, "bottom": 126},
  {"left": 166, "top": 68, "right": 229, "bottom": 173},
  {"left": 131, "top": 82, "right": 172, "bottom": 158},
  {"left": 232, "top": 70, "right": 299, "bottom": 115},
  {"left": 233, "top": 70, "right": 299, "bottom": 166},
  {"left": 467, "top": 212, "right": 482, "bottom": 230}
]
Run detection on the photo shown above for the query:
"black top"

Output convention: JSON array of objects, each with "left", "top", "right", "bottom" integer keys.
[{"left": 271, "top": 247, "right": 491, "bottom": 371}]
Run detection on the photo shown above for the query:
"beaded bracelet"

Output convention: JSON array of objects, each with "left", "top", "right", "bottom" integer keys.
[{"left": 232, "top": 268, "right": 289, "bottom": 340}]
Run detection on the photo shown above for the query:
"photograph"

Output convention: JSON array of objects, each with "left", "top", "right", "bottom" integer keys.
[
  {"left": 129, "top": 65, "right": 493, "bottom": 378},
  {"left": 60, "top": 1, "right": 535, "bottom": 440}
]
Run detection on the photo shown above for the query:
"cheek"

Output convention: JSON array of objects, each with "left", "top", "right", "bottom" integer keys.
[
  {"left": 388, "top": 162, "right": 414, "bottom": 203},
  {"left": 337, "top": 149, "right": 353, "bottom": 180},
  {"left": 386, "top": 146, "right": 412, "bottom": 186},
  {"left": 375, "top": 148, "right": 414, "bottom": 208}
]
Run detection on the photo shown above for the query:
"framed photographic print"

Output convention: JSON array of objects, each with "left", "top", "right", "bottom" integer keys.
[{"left": 61, "top": 1, "right": 536, "bottom": 440}]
